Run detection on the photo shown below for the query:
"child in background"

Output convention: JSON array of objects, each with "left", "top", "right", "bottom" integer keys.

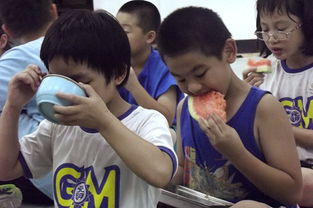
[
  {"left": 0, "top": 0, "right": 58, "bottom": 204},
  {"left": 157, "top": 6, "right": 302, "bottom": 207},
  {"left": 0, "top": 9, "right": 177, "bottom": 208},
  {"left": 242, "top": 0, "right": 313, "bottom": 207},
  {"left": 116, "top": 0, "right": 185, "bottom": 127}
]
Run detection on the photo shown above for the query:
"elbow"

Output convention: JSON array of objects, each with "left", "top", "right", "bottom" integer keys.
[
  {"left": 280, "top": 181, "right": 303, "bottom": 205},
  {"left": 285, "top": 191, "right": 302, "bottom": 205},
  {"left": 0, "top": 169, "right": 17, "bottom": 181},
  {"left": 151, "top": 172, "right": 173, "bottom": 188},
  {"left": 0, "top": 161, "right": 22, "bottom": 181},
  {"left": 162, "top": 109, "right": 174, "bottom": 126},
  {"left": 164, "top": 114, "right": 174, "bottom": 126},
  {"left": 146, "top": 166, "right": 173, "bottom": 188}
]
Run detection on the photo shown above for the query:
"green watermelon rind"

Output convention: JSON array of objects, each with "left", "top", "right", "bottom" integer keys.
[{"left": 188, "top": 96, "right": 200, "bottom": 121}]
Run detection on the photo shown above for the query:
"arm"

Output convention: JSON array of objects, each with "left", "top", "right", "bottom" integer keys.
[
  {"left": 0, "top": 65, "right": 43, "bottom": 180},
  {"left": 170, "top": 99, "right": 185, "bottom": 185},
  {"left": 236, "top": 95, "right": 302, "bottom": 204},
  {"left": 293, "top": 127, "right": 313, "bottom": 149},
  {"left": 0, "top": 104, "right": 24, "bottom": 180},
  {"left": 54, "top": 84, "right": 176, "bottom": 188},
  {"left": 243, "top": 94, "right": 302, "bottom": 204},
  {"left": 198, "top": 94, "right": 302, "bottom": 205},
  {"left": 98, "top": 112, "right": 174, "bottom": 188},
  {"left": 124, "top": 67, "right": 178, "bottom": 125}
]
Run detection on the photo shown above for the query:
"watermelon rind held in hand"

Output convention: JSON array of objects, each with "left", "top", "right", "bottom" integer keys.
[
  {"left": 188, "top": 91, "right": 226, "bottom": 122},
  {"left": 246, "top": 58, "right": 272, "bottom": 73}
]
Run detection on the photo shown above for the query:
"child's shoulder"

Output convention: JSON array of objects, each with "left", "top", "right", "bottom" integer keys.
[{"left": 125, "top": 105, "right": 168, "bottom": 124}]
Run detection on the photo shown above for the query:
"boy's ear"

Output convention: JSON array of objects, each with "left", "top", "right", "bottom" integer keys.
[
  {"left": 145, "top": 30, "right": 156, "bottom": 45},
  {"left": 223, "top": 38, "right": 237, "bottom": 63},
  {"left": 2, "top": 24, "right": 15, "bottom": 39},
  {"left": 50, "top": 3, "right": 58, "bottom": 19},
  {"left": 0, "top": 33, "right": 8, "bottom": 50},
  {"left": 115, "top": 71, "right": 128, "bottom": 85}
]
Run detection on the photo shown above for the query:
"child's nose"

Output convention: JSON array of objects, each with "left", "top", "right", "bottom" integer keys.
[
  {"left": 187, "top": 80, "right": 202, "bottom": 94},
  {"left": 268, "top": 33, "right": 279, "bottom": 43}
]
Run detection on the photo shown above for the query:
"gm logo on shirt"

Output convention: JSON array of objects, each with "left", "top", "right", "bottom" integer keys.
[
  {"left": 280, "top": 96, "right": 313, "bottom": 128},
  {"left": 53, "top": 164, "right": 120, "bottom": 208}
]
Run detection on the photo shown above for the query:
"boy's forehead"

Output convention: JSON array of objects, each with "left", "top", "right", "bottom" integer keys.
[
  {"left": 48, "top": 57, "right": 88, "bottom": 76},
  {"left": 116, "top": 12, "right": 139, "bottom": 25},
  {"left": 164, "top": 52, "right": 211, "bottom": 75}
]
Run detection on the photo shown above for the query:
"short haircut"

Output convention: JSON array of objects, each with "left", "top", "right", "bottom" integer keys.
[
  {"left": 118, "top": 0, "right": 161, "bottom": 33},
  {"left": 40, "top": 9, "right": 131, "bottom": 86},
  {"left": 256, "top": 0, "right": 313, "bottom": 57},
  {"left": 0, "top": 0, "right": 55, "bottom": 38},
  {"left": 157, "top": 6, "right": 232, "bottom": 60}
]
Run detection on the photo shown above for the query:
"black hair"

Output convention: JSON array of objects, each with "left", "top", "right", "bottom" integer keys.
[
  {"left": 118, "top": 0, "right": 160, "bottom": 33},
  {"left": 40, "top": 9, "right": 131, "bottom": 86},
  {"left": 157, "top": 6, "right": 232, "bottom": 60},
  {"left": 256, "top": 0, "right": 313, "bottom": 57},
  {"left": 0, "top": 0, "right": 55, "bottom": 38}
]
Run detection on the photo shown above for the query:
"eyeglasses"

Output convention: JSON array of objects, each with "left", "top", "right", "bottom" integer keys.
[{"left": 255, "top": 24, "right": 302, "bottom": 41}]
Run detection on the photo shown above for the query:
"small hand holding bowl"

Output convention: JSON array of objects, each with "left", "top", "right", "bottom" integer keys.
[{"left": 36, "top": 74, "right": 86, "bottom": 124}]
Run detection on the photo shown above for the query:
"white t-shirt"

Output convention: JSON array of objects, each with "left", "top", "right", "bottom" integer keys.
[
  {"left": 19, "top": 105, "right": 177, "bottom": 208},
  {"left": 260, "top": 59, "right": 313, "bottom": 160}
]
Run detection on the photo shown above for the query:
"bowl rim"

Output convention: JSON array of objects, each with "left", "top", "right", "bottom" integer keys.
[{"left": 42, "top": 74, "right": 84, "bottom": 90}]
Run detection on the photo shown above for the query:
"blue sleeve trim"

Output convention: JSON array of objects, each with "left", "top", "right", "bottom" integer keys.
[
  {"left": 158, "top": 146, "right": 177, "bottom": 178},
  {"left": 18, "top": 151, "right": 33, "bottom": 178}
]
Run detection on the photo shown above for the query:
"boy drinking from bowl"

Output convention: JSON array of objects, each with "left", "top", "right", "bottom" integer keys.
[{"left": 0, "top": 9, "right": 177, "bottom": 207}]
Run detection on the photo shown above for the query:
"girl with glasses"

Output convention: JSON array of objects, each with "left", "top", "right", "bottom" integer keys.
[{"left": 243, "top": 0, "right": 313, "bottom": 207}]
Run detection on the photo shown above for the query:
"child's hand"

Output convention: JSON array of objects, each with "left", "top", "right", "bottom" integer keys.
[
  {"left": 6, "top": 65, "right": 44, "bottom": 110},
  {"left": 198, "top": 114, "right": 245, "bottom": 159},
  {"left": 53, "top": 83, "right": 110, "bottom": 129},
  {"left": 124, "top": 67, "right": 140, "bottom": 91},
  {"left": 242, "top": 68, "right": 264, "bottom": 87}
]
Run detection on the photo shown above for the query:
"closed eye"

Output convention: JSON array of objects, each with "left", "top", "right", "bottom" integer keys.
[
  {"left": 195, "top": 71, "right": 206, "bottom": 78},
  {"left": 177, "top": 78, "right": 185, "bottom": 83}
]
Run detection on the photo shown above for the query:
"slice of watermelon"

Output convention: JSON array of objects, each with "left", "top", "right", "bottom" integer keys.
[
  {"left": 188, "top": 91, "right": 226, "bottom": 122},
  {"left": 246, "top": 58, "right": 272, "bottom": 73}
]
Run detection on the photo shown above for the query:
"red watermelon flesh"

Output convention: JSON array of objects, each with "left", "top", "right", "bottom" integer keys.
[
  {"left": 188, "top": 91, "right": 226, "bottom": 122},
  {"left": 246, "top": 58, "right": 272, "bottom": 73}
]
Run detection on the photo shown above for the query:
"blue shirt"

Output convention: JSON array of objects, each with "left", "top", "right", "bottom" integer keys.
[
  {"left": 119, "top": 48, "right": 184, "bottom": 126},
  {"left": 0, "top": 37, "right": 53, "bottom": 199}
]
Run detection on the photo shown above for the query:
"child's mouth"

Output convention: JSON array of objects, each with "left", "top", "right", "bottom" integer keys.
[{"left": 271, "top": 48, "right": 283, "bottom": 56}]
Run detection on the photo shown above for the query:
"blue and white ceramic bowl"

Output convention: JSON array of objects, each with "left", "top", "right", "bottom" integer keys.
[{"left": 36, "top": 74, "right": 86, "bottom": 123}]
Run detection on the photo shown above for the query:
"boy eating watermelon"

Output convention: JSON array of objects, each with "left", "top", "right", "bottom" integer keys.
[{"left": 157, "top": 6, "right": 302, "bottom": 208}]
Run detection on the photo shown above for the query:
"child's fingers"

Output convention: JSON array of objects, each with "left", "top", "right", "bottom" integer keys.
[
  {"left": 242, "top": 68, "right": 256, "bottom": 79},
  {"left": 244, "top": 71, "right": 264, "bottom": 86},
  {"left": 210, "top": 114, "right": 225, "bottom": 133},
  {"left": 78, "top": 83, "right": 96, "bottom": 97},
  {"left": 26, "top": 68, "right": 41, "bottom": 86},
  {"left": 53, "top": 105, "right": 77, "bottom": 116},
  {"left": 55, "top": 92, "right": 86, "bottom": 105},
  {"left": 199, "top": 117, "right": 217, "bottom": 143}
]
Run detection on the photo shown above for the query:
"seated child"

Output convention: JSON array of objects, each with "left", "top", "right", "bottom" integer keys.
[
  {"left": 116, "top": 0, "right": 185, "bottom": 126},
  {"left": 0, "top": 9, "right": 177, "bottom": 208},
  {"left": 242, "top": 0, "right": 313, "bottom": 207},
  {"left": 157, "top": 6, "right": 302, "bottom": 208}
]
